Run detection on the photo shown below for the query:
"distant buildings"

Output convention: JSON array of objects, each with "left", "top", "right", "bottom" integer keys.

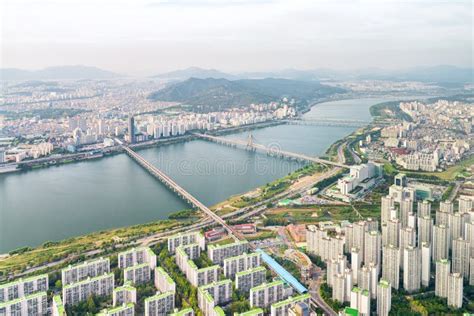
[{"left": 337, "top": 162, "right": 383, "bottom": 200}]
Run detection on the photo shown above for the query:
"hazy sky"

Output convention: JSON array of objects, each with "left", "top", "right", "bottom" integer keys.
[{"left": 1, "top": 0, "right": 472, "bottom": 76}]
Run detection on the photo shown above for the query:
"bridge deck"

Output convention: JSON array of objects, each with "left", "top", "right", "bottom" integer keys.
[
  {"left": 194, "top": 133, "right": 349, "bottom": 168},
  {"left": 123, "top": 146, "right": 241, "bottom": 241}
]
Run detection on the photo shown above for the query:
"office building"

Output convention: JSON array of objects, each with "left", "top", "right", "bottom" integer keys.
[
  {"left": 376, "top": 279, "right": 391, "bottom": 316},
  {"left": 118, "top": 247, "right": 156, "bottom": 270},
  {"left": 250, "top": 280, "right": 286, "bottom": 308},
  {"left": 155, "top": 267, "right": 176, "bottom": 293},
  {"left": 350, "top": 287, "right": 370, "bottom": 316},
  {"left": 435, "top": 259, "right": 450, "bottom": 298},
  {"left": 223, "top": 252, "right": 261, "bottom": 278},
  {"left": 124, "top": 263, "right": 151, "bottom": 285},
  {"left": 452, "top": 238, "right": 470, "bottom": 278},
  {"left": 235, "top": 266, "right": 266, "bottom": 294},
  {"left": 270, "top": 294, "right": 311, "bottom": 316},
  {"left": 63, "top": 273, "right": 114, "bottom": 306},
  {"left": 61, "top": 257, "right": 110, "bottom": 286},
  {"left": 0, "top": 274, "right": 48, "bottom": 303},
  {"left": 113, "top": 282, "right": 137, "bottom": 306},
  {"left": 208, "top": 241, "right": 249, "bottom": 265},
  {"left": 168, "top": 231, "right": 206, "bottom": 254},
  {"left": 144, "top": 291, "right": 175, "bottom": 316},
  {"left": 447, "top": 273, "right": 463, "bottom": 309},
  {"left": 0, "top": 292, "right": 48, "bottom": 315},
  {"left": 382, "top": 245, "right": 400, "bottom": 289},
  {"left": 403, "top": 246, "right": 420, "bottom": 292}
]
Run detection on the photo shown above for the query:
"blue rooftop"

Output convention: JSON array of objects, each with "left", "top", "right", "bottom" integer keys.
[{"left": 256, "top": 249, "right": 307, "bottom": 294}]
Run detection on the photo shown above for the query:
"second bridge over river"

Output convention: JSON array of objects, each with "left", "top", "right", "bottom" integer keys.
[{"left": 193, "top": 132, "right": 349, "bottom": 169}]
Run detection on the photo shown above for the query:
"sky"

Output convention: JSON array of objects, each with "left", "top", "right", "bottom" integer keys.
[{"left": 1, "top": 0, "right": 472, "bottom": 76}]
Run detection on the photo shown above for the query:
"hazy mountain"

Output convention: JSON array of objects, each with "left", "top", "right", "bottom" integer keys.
[
  {"left": 148, "top": 77, "right": 345, "bottom": 111},
  {"left": 0, "top": 65, "right": 120, "bottom": 81},
  {"left": 152, "top": 67, "right": 236, "bottom": 80}
]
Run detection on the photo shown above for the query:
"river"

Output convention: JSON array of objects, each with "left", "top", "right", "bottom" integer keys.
[{"left": 0, "top": 97, "right": 419, "bottom": 252}]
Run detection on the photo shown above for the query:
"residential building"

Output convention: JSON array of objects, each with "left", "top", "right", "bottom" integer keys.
[
  {"left": 52, "top": 295, "right": 66, "bottom": 316},
  {"left": 208, "top": 241, "right": 249, "bottom": 265},
  {"left": 0, "top": 292, "right": 48, "bottom": 316},
  {"left": 350, "top": 287, "right": 370, "bottom": 316},
  {"left": 113, "top": 282, "right": 137, "bottom": 306},
  {"left": 421, "top": 242, "right": 431, "bottom": 287},
  {"left": 61, "top": 257, "right": 110, "bottom": 286},
  {"left": 223, "top": 252, "right": 261, "bottom": 278},
  {"left": 435, "top": 259, "right": 450, "bottom": 298},
  {"left": 97, "top": 303, "right": 134, "bottom": 316},
  {"left": 155, "top": 267, "right": 176, "bottom": 293},
  {"left": 144, "top": 291, "right": 175, "bottom": 316},
  {"left": 63, "top": 273, "right": 114, "bottom": 306},
  {"left": 124, "top": 263, "right": 151, "bottom": 285},
  {"left": 168, "top": 231, "right": 206, "bottom": 254},
  {"left": 197, "top": 280, "right": 232, "bottom": 312},
  {"left": 170, "top": 308, "right": 195, "bottom": 316},
  {"left": 364, "top": 230, "right": 381, "bottom": 266},
  {"left": 118, "top": 247, "right": 156, "bottom": 269},
  {"left": 235, "top": 266, "right": 266, "bottom": 294},
  {"left": 250, "top": 281, "right": 286, "bottom": 308},
  {"left": 447, "top": 273, "right": 463, "bottom": 309},
  {"left": 433, "top": 224, "right": 449, "bottom": 261},
  {"left": 270, "top": 294, "right": 311, "bottom": 316},
  {"left": 376, "top": 280, "right": 391, "bottom": 316},
  {"left": 382, "top": 245, "right": 400, "bottom": 289},
  {"left": 0, "top": 274, "right": 48, "bottom": 303},
  {"left": 403, "top": 246, "right": 420, "bottom": 292},
  {"left": 452, "top": 238, "right": 470, "bottom": 278}
]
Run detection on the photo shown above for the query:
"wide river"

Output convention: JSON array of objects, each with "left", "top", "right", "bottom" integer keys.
[{"left": 0, "top": 97, "right": 422, "bottom": 252}]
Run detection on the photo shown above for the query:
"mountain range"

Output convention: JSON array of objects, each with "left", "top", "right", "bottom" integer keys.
[
  {"left": 152, "top": 65, "right": 473, "bottom": 84},
  {"left": 0, "top": 65, "right": 120, "bottom": 81},
  {"left": 148, "top": 77, "right": 345, "bottom": 111}
]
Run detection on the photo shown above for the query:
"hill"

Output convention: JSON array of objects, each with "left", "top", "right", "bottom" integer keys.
[
  {"left": 0, "top": 65, "right": 120, "bottom": 81},
  {"left": 152, "top": 67, "right": 236, "bottom": 81},
  {"left": 148, "top": 77, "right": 344, "bottom": 111}
]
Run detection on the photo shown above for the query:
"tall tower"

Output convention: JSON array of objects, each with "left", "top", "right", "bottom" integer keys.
[
  {"left": 435, "top": 259, "right": 450, "bottom": 298},
  {"left": 382, "top": 244, "right": 400, "bottom": 290},
  {"left": 128, "top": 115, "right": 135, "bottom": 144},
  {"left": 377, "top": 279, "right": 391, "bottom": 316},
  {"left": 403, "top": 246, "right": 420, "bottom": 292}
]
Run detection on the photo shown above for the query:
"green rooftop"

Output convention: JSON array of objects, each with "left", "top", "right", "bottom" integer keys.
[
  {"left": 235, "top": 266, "right": 266, "bottom": 277},
  {"left": 214, "top": 306, "right": 225, "bottom": 316},
  {"left": 343, "top": 307, "right": 359, "bottom": 316},
  {"left": 144, "top": 291, "right": 174, "bottom": 302},
  {"left": 250, "top": 280, "right": 283, "bottom": 293},
  {"left": 97, "top": 302, "right": 134, "bottom": 315},
  {"left": 235, "top": 308, "right": 264, "bottom": 316},
  {"left": 63, "top": 273, "right": 113, "bottom": 290},
  {"left": 170, "top": 307, "right": 194, "bottom": 315},
  {"left": 270, "top": 293, "right": 310, "bottom": 308}
]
